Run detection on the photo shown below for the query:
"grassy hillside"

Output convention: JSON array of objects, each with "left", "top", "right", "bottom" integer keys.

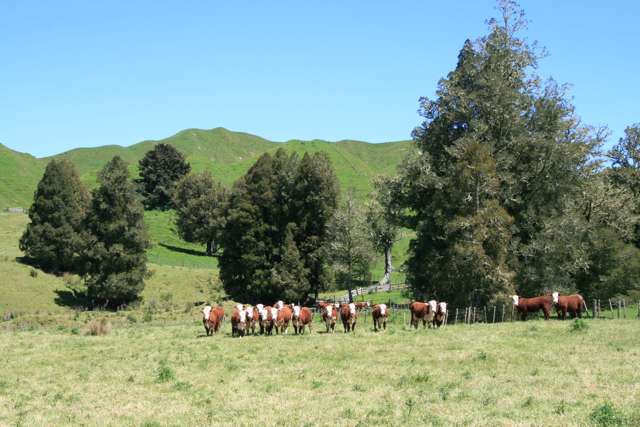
[
  {"left": 1, "top": 316, "right": 638, "bottom": 426},
  {"left": 0, "top": 127, "right": 412, "bottom": 210}
]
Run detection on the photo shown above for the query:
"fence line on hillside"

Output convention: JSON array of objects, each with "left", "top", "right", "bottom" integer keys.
[{"left": 333, "top": 283, "right": 408, "bottom": 303}]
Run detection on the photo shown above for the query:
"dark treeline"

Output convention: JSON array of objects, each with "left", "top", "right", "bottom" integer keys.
[{"left": 20, "top": 1, "right": 640, "bottom": 309}]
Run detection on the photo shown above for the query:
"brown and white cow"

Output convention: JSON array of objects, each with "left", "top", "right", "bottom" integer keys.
[
  {"left": 355, "top": 301, "right": 370, "bottom": 311},
  {"left": 372, "top": 303, "right": 388, "bottom": 332},
  {"left": 512, "top": 295, "right": 552, "bottom": 320},
  {"left": 231, "top": 304, "right": 247, "bottom": 337},
  {"left": 340, "top": 302, "right": 358, "bottom": 333},
  {"left": 292, "top": 305, "right": 313, "bottom": 335},
  {"left": 276, "top": 304, "right": 293, "bottom": 335},
  {"left": 409, "top": 300, "right": 437, "bottom": 329},
  {"left": 322, "top": 304, "right": 337, "bottom": 333},
  {"left": 262, "top": 306, "right": 278, "bottom": 335},
  {"left": 203, "top": 305, "right": 223, "bottom": 335},
  {"left": 212, "top": 305, "right": 225, "bottom": 327},
  {"left": 202, "top": 304, "right": 213, "bottom": 335},
  {"left": 244, "top": 305, "right": 259, "bottom": 335},
  {"left": 434, "top": 302, "right": 447, "bottom": 328},
  {"left": 552, "top": 292, "right": 587, "bottom": 320}
]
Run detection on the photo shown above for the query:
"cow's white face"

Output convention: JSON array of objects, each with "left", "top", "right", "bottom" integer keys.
[
  {"left": 428, "top": 300, "right": 437, "bottom": 313},
  {"left": 245, "top": 306, "right": 254, "bottom": 319},
  {"left": 379, "top": 304, "right": 387, "bottom": 315},
  {"left": 292, "top": 305, "right": 301, "bottom": 317},
  {"left": 275, "top": 300, "right": 284, "bottom": 309},
  {"left": 236, "top": 303, "right": 243, "bottom": 312},
  {"left": 270, "top": 307, "right": 278, "bottom": 319},
  {"left": 256, "top": 304, "right": 264, "bottom": 312},
  {"left": 238, "top": 310, "right": 246, "bottom": 323},
  {"left": 438, "top": 302, "right": 447, "bottom": 313},
  {"left": 349, "top": 303, "right": 356, "bottom": 315},
  {"left": 334, "top": 302, "right": 340, "bottom": 308},
  {"left": 512, "top": 295, "right": 519, "bottom": 306},
  {"left": 325, "top": 305, "right": 333, "bottom": 317},
  {"left": 552, "top": 292, "right": 559, "bottom": 304},
  {"left": 202, "top": 305, "right": 212, "bottom": 319}
]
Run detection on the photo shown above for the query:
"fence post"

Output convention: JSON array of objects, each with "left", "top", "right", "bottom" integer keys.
[
  {"left": 455, "top": 308, "right": 458, "bottom": 325},
  {"left": 483, "top": 306, "right": 487, "bottom": 323},
  {"left": 501, "top": 304, "right": 505, "bottom": 323},
  {"left": 593, "top": 299, "right": 597, "bottom": 319},
  {"left": 623, "top": 299, "right": 626, "bottom": 319},
  {"left": 473, "top": 307, "right": 477, "bottom": 324},
  {"left": 492, "top": 306, "right": 496, "bottom": 324}
]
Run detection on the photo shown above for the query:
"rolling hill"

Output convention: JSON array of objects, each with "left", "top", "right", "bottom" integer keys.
[{"left": 0, "top": 127, "right": 412, "bottom": 210}]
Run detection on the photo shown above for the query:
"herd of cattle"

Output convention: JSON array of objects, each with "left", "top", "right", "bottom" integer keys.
[
  {"left": 201, "top": 299, "right": 447, "bottom": 337},
  {"left": 200, "top": 291, "right": 587, "bottom": 337}
]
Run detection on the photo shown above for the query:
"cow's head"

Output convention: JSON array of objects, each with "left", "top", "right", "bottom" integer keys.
[
  {"left": 275, "top": 300, "right": 284, "bottom": 310},
  {"left": 270, "top": 307, "right": 279, "bottom": 320},
  {"left": 438, "top": 302, "right": 447, "bottom": 314},
  {"left": 292, "top": 305, "right": 301, "bottom": 318},
  {"left": 325, "top": 305, "right": 333, "bottom": 318},
  {"left": 511, "top": 295, "right": 519, "bottom": 306},
  {"left": 349, "top": 303, "right": 356, "bottom": 315},
  {"left": 428, "top": 300, "right": 437, "bottom": 313},
  {"left": 552, "top": 292, "right": 559, "bottom": 305}
]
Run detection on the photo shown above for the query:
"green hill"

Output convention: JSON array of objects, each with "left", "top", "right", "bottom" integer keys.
[{"left": 0, "top": 127, "right": 411, "bottom": 210}]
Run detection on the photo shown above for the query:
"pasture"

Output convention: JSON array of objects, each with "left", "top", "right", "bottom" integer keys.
[{"left": 1, "top": 313, "right": 639, "bottom": 426}]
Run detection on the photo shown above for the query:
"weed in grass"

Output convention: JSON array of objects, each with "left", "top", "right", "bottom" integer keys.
[
  {"left": 173, "top": 381, "right": 191, "bottom": 391},
  {"left": 156, "top": 363, "right": 175, "bottom": 383},
  {"left": 353, "top": 384, "right": 366, "bottom": 392},
  {"left": 530, "top": 368, "right": 539, "bottom": 376},
  {"left": 84, "top": 318, "right": 111, "bottom": 336},
  {"left": 404, "top": 397, "right": 416, "bottom": 417},
  {"left": 29, "top": 268, "right": 38, "bottom": 278},
  {"left": 141, "top": 421, "right": 161, "bottom": 427},
  {"left": 554, "top": 400, "right": 567, "bottom": 415},
  {"left": 439, "top": 384, "right": 454, "bottom": 401},
  {"left": 589, "top": 402, "right": 625, "bottom": 426},
  {"left": 311, "top": 380, "right": 322, "bottom": 389},
  {"left": 522, "top": 396, "right": 534, "bottom": 407},
  {"left": 462, "top": 371, "right": 472, "bottom": 380},
  {"left": 476, "top": 351, "right": 488, "bottom": 361},
  {"left": 570, "top": 319, "right": 589, "bottom": 332}
]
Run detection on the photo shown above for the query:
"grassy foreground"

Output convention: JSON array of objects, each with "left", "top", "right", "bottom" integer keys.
[{"left": 1, "top": 316, "right": 639, "bottom": 426}]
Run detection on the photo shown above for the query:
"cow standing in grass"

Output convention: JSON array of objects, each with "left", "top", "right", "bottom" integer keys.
[
  {"left": 409, "top": 301, "right": 436, "bottom": 329},
  {"left": 212, "top": 305, "right": 225, "bottom": 328},
  {"left": 434, "top": 302, "right": 447, "bottom": 328},
  {"left": 276, "top": 304, "right": 293, "bottom": 335},
  {"left": 372, "top": 303, "right": 388, "bottom": 332},
  {"left": 292, "top": 305, "right": 313, "bottom": 335},
  {"left": 261, "top": 306, "right": 278, "bottom": 336},
  {"left": 322, "top": 304, "right": 337, "bottom": 333},
  {"left": 512, "top": 295, "right": 552, "bottom": 320},
  {"left": 340, "top": 303, "right": 358, "bottom": 333},
  {"left": 245, "top": 305, "right": 259, "bottom": 335},
  {"left": 552, "top": 292, "right": 587, "bottom": 320},
  {"left": 202, "top": 304, "right": 213, "bottom": 335},
  {"left": 203, "top": 304, "right": 222, "bottom": 335},
  {"left": 231, "top": 304, "right": 247, "bottom": 337}
]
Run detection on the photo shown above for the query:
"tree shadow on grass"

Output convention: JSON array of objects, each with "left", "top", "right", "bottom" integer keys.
[
  {"left": 54, "top": 289, "right": 89, "bottom": 309},
  {"left": 157, "top": 243, "right": 209, "bottom": 257}
]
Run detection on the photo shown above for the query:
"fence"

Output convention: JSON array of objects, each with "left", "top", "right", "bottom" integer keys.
[
  {"left": 313, "top": 298, "right": 640, "bottom": 326},
  {"left": 333, "top": 283, "right": 408, "bottom": 303}
]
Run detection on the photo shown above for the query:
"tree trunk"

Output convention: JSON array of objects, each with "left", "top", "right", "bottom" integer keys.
[
  {"left": 379, "top": 244, "right": 393, "bottom": 287},
  {"left": 206, "top": 239, "right": 213, "bottom": 256}
]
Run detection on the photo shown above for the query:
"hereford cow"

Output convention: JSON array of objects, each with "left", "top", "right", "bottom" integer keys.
[
  {"left": 231, "top": 304, "right": 247, "bottom": 337},
  {"left": 262, "top": 306, "right": 278, "bottom": 335},
  {"left": 256, "top": 304, "right": 265, "bottom": 334},
  {"left": 276, "top": 305, "right": 293, "bottom": 335},
  {"left": 409, "top": 300, "right": 437, "bottom": 329},
  {"left": 212, "top": 305, "right": 225, "bottom": 327},
  {"left": 340, "top": 302, "right": 358, "bottom": 333},
  {"left": 245, "top": 305, "right": 258, "bottom": 335},
  {"left": 434, "top": 302, "right": 447, "bottom": 328},
  {"left": 292, "top": 306, "right": 313, "bottom": 335},
  {"left": 512, "top": 295, "right": 552, "bottom": 320},
  {"left": 552, "top": 292, "right": 587, "bottom": 320},
  {"left": 355, "top": 301, "right": 370, "bottom": 311},
  {"left": 372, "top": 303, "right": 388, "bottom": 332},
  {"left": 322, "top": 304, "right": 337, "bottom": 333},
  {"left": 202, "top": 304, "right": 213, "bottom": 335}
]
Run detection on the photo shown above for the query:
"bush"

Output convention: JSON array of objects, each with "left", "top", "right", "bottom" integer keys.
[
  {"left": 570, "top": 319, "right": 589, "bottom": 332},
  {"left": 589, "top": 402, "right": 625, "bottom": 426},
  {"left": 84, "top": 318, "right": 111, "bottom": 336},
  {"left": 29, "top": 269, "right": 38, "bottom": 278}
]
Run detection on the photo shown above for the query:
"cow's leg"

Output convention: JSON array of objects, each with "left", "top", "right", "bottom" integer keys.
[{"left": 383, "top": 318, "right": 387, "bottom": 330}]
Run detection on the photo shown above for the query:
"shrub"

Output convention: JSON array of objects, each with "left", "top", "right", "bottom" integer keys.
[
  {"left": 589, "top": 402, "right": 625, "bottom": 426},
  {"left": 156, "top": 363, "right": 175, "bottom": 383},
  {"left": 84, "top": 318, "right": 111, "bottom": 336},
  {"left": 570, "top": 319, "right": 589, "bottom": 332},
  {"left": 29, "top": 269, "right": 38, "bottom": 278}
]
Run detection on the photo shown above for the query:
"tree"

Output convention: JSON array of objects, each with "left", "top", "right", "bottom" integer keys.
[
  {"left": 366, "top": 176, "right": 403, "bottom": 287},
  {"left": 173, "top": 171, "right": 228, "bottom": 256},
  {"left": 329, "top": 190, "right": 375, "bottom": 302},
  {"left": 138, "top": 143, "right": 191, "bottom": 209},
  {"left": 19, "top": 159, "right": 89, "bottom": 273},
  {"left": 292, "top": 152, "right": 339, "bottom": 300},
  {"left": 82, "top": 156, "right": 150, "bottom": 307},
  {"left": 392, "top": 1, "right": 602, "bottom": 305}
]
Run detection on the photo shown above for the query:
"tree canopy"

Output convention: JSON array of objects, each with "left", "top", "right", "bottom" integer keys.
[{"left": 138, "top": 143, "right": 191, "bottom": 210}]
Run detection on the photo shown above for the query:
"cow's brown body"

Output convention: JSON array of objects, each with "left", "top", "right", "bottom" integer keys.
[
  {"left": 212, "top": 306, "right": 225, "bottom": 326},
  {"left": 409, "top": 301, "right": 434, "bottom": 329},
  {"left": 555, "top": 294, "right": 586, "bottom": 320},
  {"left": 340, "top": 303, "right": 357, "bottom": 333},
  {"left": 514, "top": 295, "right": 552, "bottom": 320},
  {"left": 262, "top": 306, "right": 276, "bottom": 335},
  {"left": 276, "top": 306, "right": 293, "bottom": 335},
  {"left": 247, "top": 307, "right": 259, "bottom": 335},
  {"left": 322, "top": 305, "right": 337, "bottom": 333},
  {"left": 293, "top": 307, "right": 313, "bottom": 335},
  {"left": 205, "top": 311, "right": 221, "bottom": 335},
  {"left": 231, "top": 306, "right": 246, "bottom": 337},
  {"left": 372, "top": 304, "right": 388, "bottom": 332},
  {"left": 355, "top": 301, "right": 370, "bottom": 311}
]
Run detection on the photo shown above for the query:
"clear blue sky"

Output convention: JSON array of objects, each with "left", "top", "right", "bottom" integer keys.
[{"left": 1, "top": 1, "right": 638, "bottom": 157}]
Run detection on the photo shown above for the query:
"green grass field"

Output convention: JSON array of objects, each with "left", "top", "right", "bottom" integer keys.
[{"left": 1, "top": 314, "right": 638, "bottom": 426}]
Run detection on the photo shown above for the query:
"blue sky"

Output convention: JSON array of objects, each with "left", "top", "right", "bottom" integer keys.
[{"left": 1, "top": 1, "right": 638, "bottom": 157}]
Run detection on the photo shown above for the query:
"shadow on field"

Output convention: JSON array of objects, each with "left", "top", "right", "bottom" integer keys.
[
  {"left": 54, "top": 289, "right": 88, "bottom": 309},
  {"left": 158, "top": 243, "right": 209, "bottom": 257}
]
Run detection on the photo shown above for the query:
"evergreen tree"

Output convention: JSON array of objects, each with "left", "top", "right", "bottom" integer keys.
[
  {"left": 173, "top": 171, "right": 228, "bottom": 256},
  {"left": 292, "top": 152, "right": 339, "bottom": 300},
  {"left": 82, "top": 156, "right": 150, "bottom": 307},
  {"left": 19, "top": 159, "right": 89, "bottom": 273},
  {"left": 329, "top": 190, "right": 374, "bottom": 302},
  {"left": 392, "top": 1, "right": 602, "bottom": 305},
  {"left": 138, "top": 143, "right": 191, "bottom": 209}
]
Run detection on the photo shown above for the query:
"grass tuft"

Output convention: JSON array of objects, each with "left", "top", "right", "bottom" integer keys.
[
  {"left": 589, "top": 402, "right": 625, "bottom": 426},
  {"left": 84, "top": 318, "right": 111, "bottom": 336},
  {"left": 570, "top": 318, "right": 589, "bottom": 332}
]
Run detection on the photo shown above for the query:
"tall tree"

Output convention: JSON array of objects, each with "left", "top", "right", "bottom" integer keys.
[
  {"left": 392, "top": 1, "right": 602, "bottom": 305},
  {"left": 138, "top": 143, "right": 191, "bottom": 209},
  {"left": 329, "top": 190, "right": 374, "bottom": 302},
  {"left": 173, "top": 171, "right": 228, "bottom": 256},
  {"left": 366, "top": 176, "right": 402, "bottom": 287},
  {"left": 292, "top": 152, "right": 339, "bottom": 300},
  {"left": 82, "top": 156, "right": 150, "bottom": 307},
  {"left": 19, "top": 159, "right": 89, "bottom": 273}
]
